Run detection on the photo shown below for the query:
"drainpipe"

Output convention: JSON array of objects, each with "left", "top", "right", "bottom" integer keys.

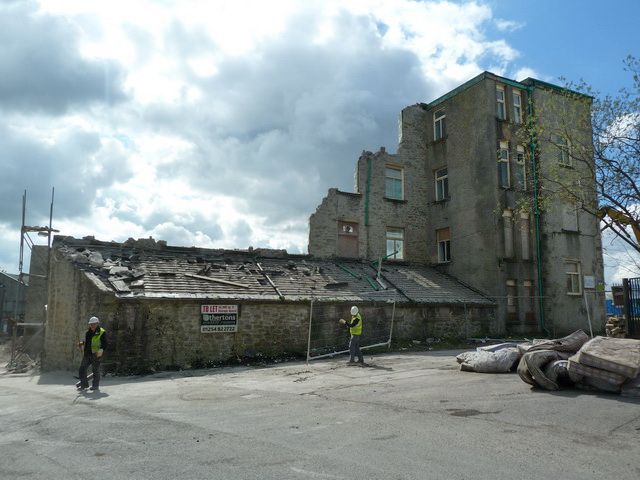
[{"left": 526, "top": 85, "right": 549, "bottom": 336}]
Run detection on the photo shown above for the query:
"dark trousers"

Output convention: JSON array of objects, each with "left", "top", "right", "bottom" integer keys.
[
  {"left": 349, "top": 335, "right": 363, "bottom": 362},
  {"left": 79, "top": 354, "right": 101, "bottom": 388}
]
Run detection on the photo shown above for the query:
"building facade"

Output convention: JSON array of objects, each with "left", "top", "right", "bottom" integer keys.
[
  {"left": 42, "top": 236, "right": 493, "bottom": 372},
  {"left": 309, "top": 71, "right": 606, "bottom": 336}
]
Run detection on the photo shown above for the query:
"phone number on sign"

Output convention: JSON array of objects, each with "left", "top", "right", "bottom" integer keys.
[{"left": 201, "top": 325, "right": 237, "bottom": 333}]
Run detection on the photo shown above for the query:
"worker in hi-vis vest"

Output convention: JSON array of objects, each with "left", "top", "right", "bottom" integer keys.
[
  {"left": 77, "top": 316, "right": 107, "bottom": 391},
  {"left": 339, "top": 306, "right": 364, "bottom": 365}
]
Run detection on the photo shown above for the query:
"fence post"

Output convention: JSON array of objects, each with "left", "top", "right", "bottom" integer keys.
[
  {"left": 306, "top": 298, "right": 314, "bottom": 365},
  {"left": 388, "top": 299, "right": 396, "bottom": 349}
]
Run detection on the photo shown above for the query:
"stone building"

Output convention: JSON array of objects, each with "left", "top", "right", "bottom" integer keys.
[
  {"left": 42, "top": 236, "right": 493, "bottom": 372},
  {"left": 309, "top": 71, "right": 605, "bottom": 336}
]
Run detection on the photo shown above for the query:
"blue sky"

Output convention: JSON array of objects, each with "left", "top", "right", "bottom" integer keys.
[
  {"left": 487, "top": 0, "right": 639, "bottom": 95},
  {"left": 0, "top": 0, "right": 638, "bottom": 288}
]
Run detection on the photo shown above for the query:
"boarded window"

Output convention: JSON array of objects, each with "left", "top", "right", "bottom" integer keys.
[{"left": 337, "top": 221, "right": 358, "bottom": 258}]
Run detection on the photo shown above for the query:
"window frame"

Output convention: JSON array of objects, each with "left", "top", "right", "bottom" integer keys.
[
  {"left": 384, "top": 165, "right": 404, "bottom": 200},
  {"left": 523, "top": 280, "right": 535, "bottom": 315},
  {"left": 434, "top": 167, "right": 449, "bottom": 201},
  {"left": 386, "top": 228, "right": 404, "bottom": 260},
  {"left": 565, "top": 260, "right": 582, "bottom": 295},
  {"left": 554, "top": 135, "right": 572, "bottom": 167},
  {"left": 513, "top": 90, "right": 522, "bottom": 124},
  {"left": 433, "top": 109, "right": 446, "bottom": 141},
  {"left": 436, "top": 227, "right": 451, "bottom": 263},
  {"left": 496, "top": 85, "right": 506, "bottom": 120},
  {"left": 498, "top": 141, "right": 510, "bottom": 188}
]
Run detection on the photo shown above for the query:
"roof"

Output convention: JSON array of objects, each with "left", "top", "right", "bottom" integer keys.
[
  {"left": 422, "top": 71, "right": 591, "bottom": 110},
  {"left": 53, "top": 236, "right": 494, "bottom": 306},
  {"left": 0, "top": 271, "right": 29, "bottom": 286}
]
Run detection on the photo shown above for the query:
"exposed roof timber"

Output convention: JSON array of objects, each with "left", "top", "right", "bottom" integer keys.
[{"left": 184, "top": 273, "right": 251, "bottom": 288}]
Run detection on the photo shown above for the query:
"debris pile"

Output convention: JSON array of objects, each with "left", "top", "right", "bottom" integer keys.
[
  {"left": 605, "top": 316, "right": 627, "bottom": 338},
  {"left": 458, "top": 330, "right": 640, "bottom": 397},
  {"left": 456, "top": 342, "right": 521, "bottom": 373},
  {"left": 5, "top": 348, "right": 40, "bottom": 374}
]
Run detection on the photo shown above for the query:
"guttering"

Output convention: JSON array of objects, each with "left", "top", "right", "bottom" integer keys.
[
  {"left": 522, "top": 78, "right": 593, "bottom": 100},
  {"left": 525, "top": 84, "right": 550, "bottom": 336}
]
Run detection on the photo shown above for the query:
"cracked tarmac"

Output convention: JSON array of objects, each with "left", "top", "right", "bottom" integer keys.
[{"left": 1, "top": 350, "right": 639, "bottom": 480}]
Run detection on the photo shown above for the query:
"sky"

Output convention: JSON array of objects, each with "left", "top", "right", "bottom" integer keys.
[{"left": 0, "top": 0, "right": 638, "bottom": 288}]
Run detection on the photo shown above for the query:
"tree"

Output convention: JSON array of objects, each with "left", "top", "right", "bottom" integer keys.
[{"left": 525, "top": 56, "right": 640, "bottom": 255}]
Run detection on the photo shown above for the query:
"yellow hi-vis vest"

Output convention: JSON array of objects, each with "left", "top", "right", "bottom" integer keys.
[
  {"left": 91, "top": 327, "right": 105, "bottom": 353},
  {"left": 350, "top": 313, "right": 362, "bottom": 336}
]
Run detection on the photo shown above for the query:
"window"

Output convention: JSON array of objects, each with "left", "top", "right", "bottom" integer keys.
[
  {"left": 520, "top": 213, "right": 531, "bottom": 260},
  {"left": 436, "top": 227, "right": 451, "bottom": 263},
  {"left": 513, "top": 90, "right": 522, "bottom": 124},
  {"left": 506, "top": 280, "right": 518, "bottom": 317},
  {"left": 386, "top": 228, "right": 404, "bottom": 260},
  {"left": 565, "top": 261, "right": 582, "bottom": 295},
  {"left": 502, "top": 210, "right": 513, "bottom": 258},
  {"left": 515, "top": 145, "right": 526, "bottom": 190},
  {"left": 562, "top": 204, "right": 579, "bottom": 231},
  {"left": 435, "top": 168, "right": 449, "bottom": 201},
  {"left": 554, "top": 135, "right": 571, "bottom": 166},
  {"left": 385, "top": 166, "right": 403, "bottom": 200},
  {"left": 433, "top": 109, "right": 446, "bottom": 141},
  {"left": 523, "top": 280, "right": 535, "bottom": 320},
  {"left": 337, "top": 221, "right": 359, "bottom": 258},
  {"left": 496, "top": 85, "right": 506, "bottom": 120},
  {"left": 498, "top": 141, "right": 510, "bottom": 188}
]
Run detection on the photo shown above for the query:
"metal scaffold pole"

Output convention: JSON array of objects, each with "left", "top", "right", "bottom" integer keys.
[{"left": 9, "top": 188, "right": 58, "bottom": 369}]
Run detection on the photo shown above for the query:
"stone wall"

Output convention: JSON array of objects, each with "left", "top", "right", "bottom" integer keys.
[
  {"left": 531, "top": 86, "right": 606, "bottom": 335},
  {"left": 25, "top": 245, "right": 49, "bottom": 325}
]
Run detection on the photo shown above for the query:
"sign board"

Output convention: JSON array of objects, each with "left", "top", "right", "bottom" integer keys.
[
  {"left": 583, "top": 275, "right": 595, "bottom": 289},
  {"left": 200, "top": 304, "right": 238, "bottom": 333},
  {"left": 611, "top": 286, "right": 625, "bottom": 307}
]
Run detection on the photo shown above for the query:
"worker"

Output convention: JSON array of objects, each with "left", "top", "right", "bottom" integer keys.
[
  {"left": 339, "top": 306, "right": 364, "bottom": 365},
  {"left": 77, "top": 316, "right": 107, "bottom": 391}
]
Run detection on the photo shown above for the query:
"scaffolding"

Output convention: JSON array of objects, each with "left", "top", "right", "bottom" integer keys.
[{"left": 8, "top": 188, "right": 58, "bottom": 371}]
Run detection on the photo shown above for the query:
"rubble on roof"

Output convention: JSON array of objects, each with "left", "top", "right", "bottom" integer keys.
[{"left": 53, "top": 236, "right": 494, "bottom": 305}]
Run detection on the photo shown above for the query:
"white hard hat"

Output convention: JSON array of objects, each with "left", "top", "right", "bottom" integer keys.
[
  {"left": 350, "top": 306, "right": 359, "bottom": 315},
  {"left": 88, "top": 316, "right": 99, "bottom": 324}
]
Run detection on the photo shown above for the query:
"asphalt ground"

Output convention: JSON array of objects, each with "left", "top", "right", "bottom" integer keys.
[{"left": 1, "top": 350, "right": 639, "bottom": 480}]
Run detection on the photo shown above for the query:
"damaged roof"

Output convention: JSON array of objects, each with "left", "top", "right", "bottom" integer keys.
[{"left": 53, "top": 236, "right": 493, "bottom": 306}]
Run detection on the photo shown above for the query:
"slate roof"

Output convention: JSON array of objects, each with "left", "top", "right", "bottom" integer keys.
[
  {"left": 54, "top": 236, "right": 493, "bottom": 306},
  {"left": 0, "top": 271, "right": 29, "bottom": 286}
]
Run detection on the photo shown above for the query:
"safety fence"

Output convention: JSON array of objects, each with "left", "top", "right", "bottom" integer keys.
[{"left": 306, "top": 299, "right": 396, "bottom": 362}]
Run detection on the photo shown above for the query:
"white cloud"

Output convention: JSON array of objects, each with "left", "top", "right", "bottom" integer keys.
[
  {"left": 495, "top": 18, "right": 525, "bottom": 32},
  {"left": 514, "top": 67, "right": 539, "bottom": 82}
]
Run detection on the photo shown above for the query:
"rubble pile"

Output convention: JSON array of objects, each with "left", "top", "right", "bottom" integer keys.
[
  {"left": 605, "top": 316, "right": 627, "bottom": 338},
  {"left": 6, "top": 352, "right": 40, "bottom": 374},
  {"left": 458, "top": 330, "right": 640, "bottom": 397}
]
